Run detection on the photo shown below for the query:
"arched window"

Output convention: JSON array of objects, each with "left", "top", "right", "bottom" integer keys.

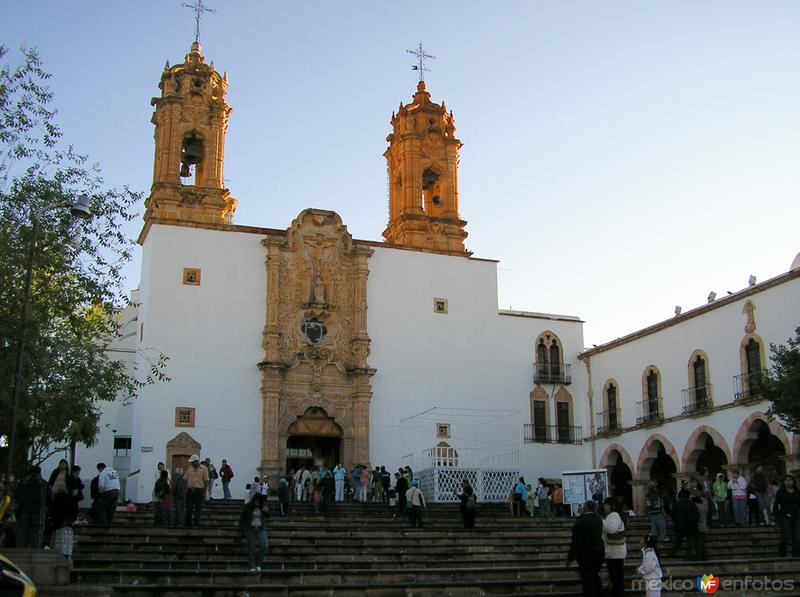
[
  {"left": 607, "top": 383, "right": 618, "bottom": 431},
  {"left": 693, "top": 355, "right": 708, "bottom": 407},
  {"left": 638, "top": 367, "right": 663, "bottom": 424},
  {"left": 534, "top": 332, "right": 570, "bottom": 385},
  {"left": 647, "top": 370, "right": 658, "bottom": 403},
  {"left": 745, "top": 338, "right": 761, "bottom": 377},
  {"left": 549, "top": 341, "right": 561, "bottom": 377},
  {"left": 536, "top": 340, "right": 548, "bottom": 379},
  {"left": 745, "top": 338, "right": 763, "bottom": 396},
  {"left": 435, "top": 441, "right": 459, "bottom": 467},
  {"left": 530, "top": 387, "right": 550, "bottom": 443},
  {"left": 555, "top": 387, "right": 576, "bottom": 443}
]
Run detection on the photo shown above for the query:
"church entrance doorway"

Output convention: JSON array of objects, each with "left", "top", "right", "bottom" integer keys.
[{"left": 285, "top": 407, "right": 343, "bottom": 472}]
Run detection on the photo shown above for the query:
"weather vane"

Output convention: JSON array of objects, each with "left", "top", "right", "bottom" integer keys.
[
  {"left": 407, "top": 42, "right": 436, "bottom": 82},
  {"left": 183, "top": 0, "right": 216, "bottom": 44}
]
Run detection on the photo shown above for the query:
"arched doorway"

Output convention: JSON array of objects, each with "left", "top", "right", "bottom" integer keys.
[
  {"left": 638, "top": 435, "right": 679, "bottom": 515},
  {"left": 682, "top": 427, "right": 731, "bottom": 480},
  {"left": 286, "top": 407, "right": 343, "bottom": 472},
  {"left": 744, "top": 420, "right": 786, "bottom": 481},
  {"left": 696, "top": 439, "right": 728, "bottom": 477},
  {"left": 651, "top": 445, "right": 677, "bottom": 495},
  {"left": 608, "top": 451, "right": 633, "bottom": 509}
]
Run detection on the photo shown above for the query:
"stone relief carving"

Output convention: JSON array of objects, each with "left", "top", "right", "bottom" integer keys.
[{"left": 259, "top": 209, "right": 374, "bottom": 478}]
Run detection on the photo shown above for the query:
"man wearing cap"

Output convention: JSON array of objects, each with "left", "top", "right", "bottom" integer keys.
[
  {"left": 185, "top": 454, "right": 209, "bottom": 526},
  {"left": 405, "top": 479, "right": 426, "bottom": 528}
]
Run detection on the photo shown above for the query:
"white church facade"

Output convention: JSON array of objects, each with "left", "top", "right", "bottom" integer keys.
[{"left": 63, "top": 42, "right": 798, "bottom": 508}]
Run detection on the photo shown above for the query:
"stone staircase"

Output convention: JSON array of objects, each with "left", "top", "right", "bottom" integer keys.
[{"left": 63, "top": 500, "right": 798, "bottom": 596}]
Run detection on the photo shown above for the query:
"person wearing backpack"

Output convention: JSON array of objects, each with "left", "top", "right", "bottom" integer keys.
[
  {"left": 405, "top": 479, "right": 426, "bottom": 528},
  {"left": 459, "top": 480, "right": 477, "bottom": 528}
]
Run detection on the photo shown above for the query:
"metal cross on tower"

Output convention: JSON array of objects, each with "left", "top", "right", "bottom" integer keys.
[
  {"left": 182, "top": 0, "right": 217, "bottom": 44},
  {"left": 407, "top": 42, "right": 436, "bottom": 82}
]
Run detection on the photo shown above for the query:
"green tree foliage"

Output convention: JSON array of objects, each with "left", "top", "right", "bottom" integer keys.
[
  {"left": 0, "top": 45, "right": 168, "bottom": 468},
  {"left": 764, "top": 326, "right": 800, "bottom": 434}
]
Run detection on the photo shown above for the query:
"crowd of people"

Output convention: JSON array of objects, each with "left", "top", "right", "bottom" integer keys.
[
  {"left": 645, "top": 466, "right": 800, "bottom": 558},
  {"left": 506, "top": 476, "right": 576, "bottom": 517},
  {"left": 5, "top": 453, "right": 798, "bottom": 587}
]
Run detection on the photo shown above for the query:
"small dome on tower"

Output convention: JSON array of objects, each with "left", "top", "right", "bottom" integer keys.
[{"left": 790, "top": 251, "right": 800, "bottom": 271}]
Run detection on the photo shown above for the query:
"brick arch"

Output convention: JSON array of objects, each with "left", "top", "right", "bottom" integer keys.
[
  {"left": 793, "top": 434, "right": 799, "bottom": 457},
  {"left": 732, "top": 412, "right": 791, "bottom": 463},
  {"left": 636, "top": 433, "right": 681, "bottom": 478},
  {"left": 681, "top": 425, "right": 732, "bottom": 472},
  {"left": 599, "top": 443, "right": 635, "bottom": 472}
]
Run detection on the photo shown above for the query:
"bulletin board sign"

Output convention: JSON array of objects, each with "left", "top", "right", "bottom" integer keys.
[{"left": 561, "top": 469, "right": 609, "bottom": 506}]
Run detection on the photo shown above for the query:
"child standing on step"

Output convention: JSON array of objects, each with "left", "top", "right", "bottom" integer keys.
[{"left": 637, "top": 533, "right": 663, "bottom": 597}]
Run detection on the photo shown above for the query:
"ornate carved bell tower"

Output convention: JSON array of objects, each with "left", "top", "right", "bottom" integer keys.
[
  {"left": 383, "top": 81, "right": 468, "bottom": 255},
  {"left": 141, "top": 42, "right": 236, "bottom": 236}
]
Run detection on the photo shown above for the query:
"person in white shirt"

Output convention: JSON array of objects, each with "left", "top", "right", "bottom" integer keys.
[
  {"left": 405, "top": 480, "right": 426, "bottom": 528},
  {"left": 637, "top": 533, "right": 663, "bottom": 597},
  {"left": 602, "top": 497, "right": 627, "bottom": 597},
  {"left": 728, "top": 469, "right": 748, "bottom": 525},
  {"left": 96, "top": 462, "right": 120, "bottom": 527}
]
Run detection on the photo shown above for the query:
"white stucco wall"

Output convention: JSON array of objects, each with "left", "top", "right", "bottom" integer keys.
[
  {"left": 585, "top": 271, "right": 800, "bottom": 479},
  {"left": 127, "top": 223, "right": 267, "bottom": 501},
  {"left": 367, "top": 246, "right": 589, "bottom": 481}
]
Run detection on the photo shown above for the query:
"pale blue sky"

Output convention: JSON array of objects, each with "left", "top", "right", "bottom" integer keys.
[{"left": 2, "top": 1, "right": 799, "bottom": 346}]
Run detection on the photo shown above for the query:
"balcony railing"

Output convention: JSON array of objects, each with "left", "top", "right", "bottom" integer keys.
[
  {"left": 596, "top": 409, "right": 622, "bottom": 435},
  {"left": 636, "top": 397, "right": 664, "bottom": 426},
  {"left": 734, "top": 370, "right": 767, "bottom": 402},
  {"left": 523, "top": 423, "right": 583, "bottom": 445},
  {"left": 681, "top": 384, "right": 713, "bottom": 414},
  {"left": 533, "top": 362, "right": 572, "bottom": 385}
]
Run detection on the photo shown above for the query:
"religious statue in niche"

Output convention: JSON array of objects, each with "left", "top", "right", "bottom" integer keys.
[
  {"left": 743, "top": 301, "right": 756, "bottom": 334},
  {"left": 304, "top": 235, "right": 336, "bottom": 306}
]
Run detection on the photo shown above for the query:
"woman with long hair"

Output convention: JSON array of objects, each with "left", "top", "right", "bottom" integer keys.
[
  {"left": 772, "top": 474, "right": 800, "bottom": 557},
  {"left": 602, "top": 496, "right": 627, "bottom": 597}
]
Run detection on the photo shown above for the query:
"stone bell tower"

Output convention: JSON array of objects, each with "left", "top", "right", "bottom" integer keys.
[
  {"left": 140, "top": 42, "right": 236, "bottom": 239},
  {"left": 383, "top": 80, "right": 468, "bottom": 255}
]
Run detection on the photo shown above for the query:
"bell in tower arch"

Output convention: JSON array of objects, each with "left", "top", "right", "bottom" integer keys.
[{"left": 182, "top": 133, "right": 204, "bottom": 165}]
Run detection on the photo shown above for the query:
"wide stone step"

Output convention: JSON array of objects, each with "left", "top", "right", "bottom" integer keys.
[{"left": 75, "top": 563, "right": 800, "bottom": 597}]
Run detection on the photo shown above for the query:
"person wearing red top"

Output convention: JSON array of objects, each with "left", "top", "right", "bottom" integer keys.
[{"left": 219, "top": 459, "right": 235, "bottom": 499}]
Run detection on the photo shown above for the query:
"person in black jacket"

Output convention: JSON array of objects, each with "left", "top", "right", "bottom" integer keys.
[
  {"left": 459, "top": 480, "right": 477, "bottom": 529},
  {"left": 567, "top": 500, "right": 605, "bottom": 597},
  {"left": 239, "top": 493, "right": 270, "bottom": 571},
  {"left": 671, "top": 489, "right": 699, "bottom": 559},
  {"left": 772, "top": 474, "right": 800, "bottom": 557},
  {"left": 395, "top": 472, "right": 409, "bottom": 514}
]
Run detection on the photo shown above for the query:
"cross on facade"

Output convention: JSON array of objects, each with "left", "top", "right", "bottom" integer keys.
[
  {"left": 407, "top": 42, "right": 436, "bottom": 82},
  {"left": 182, "top": 0, "right": 217, "bottom": 44}
]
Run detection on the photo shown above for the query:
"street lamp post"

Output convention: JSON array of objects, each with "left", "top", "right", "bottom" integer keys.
[{"left": 5, "top": 194, "right": 92, "bottom": 483}]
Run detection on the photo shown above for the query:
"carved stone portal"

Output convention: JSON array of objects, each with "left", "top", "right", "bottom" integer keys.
[
  {"left": 258, "top": 209, "right": 374, "bottom": 480},
  {"left": 165, "top": 431, "right": 202, "bottom": 473}
]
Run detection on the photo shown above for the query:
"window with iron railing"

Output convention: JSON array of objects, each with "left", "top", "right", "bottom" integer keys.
[
  {"left": 596, "top": 409, "right": 622, "bottom": 435},
  {"left": 681, "top": 384, "right": 713, "bottom": 414},
  {"left": 734, "top": 369, "right": 767, "bottom": 402},
  {"left": 636, "top": 397, "right": 663, "bottom": 426},
  {"left": 533, "top": 362, "right": 572, "bottom": 385},
  {"left": 523, "top": 424, "right": 582, "bottom": 445}
]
